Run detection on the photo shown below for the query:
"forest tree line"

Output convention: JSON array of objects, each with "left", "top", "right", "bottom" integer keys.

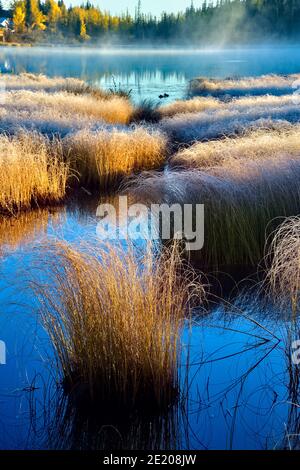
[{"left": 0, "top": 0, "right": 299, "bottom": 44}]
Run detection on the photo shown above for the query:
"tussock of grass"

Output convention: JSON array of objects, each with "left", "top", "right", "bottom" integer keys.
[
  {"left": 130, "top": 158, "right": 300, "bottom": 267},
  {"left": 0, "top": 132, "right": 69, "bottom": 214},
  {"left": 161, "top": 101, "right": 300, "bottom": 143},
  {"left": 33, "top": 241, "right": 202, "bottom": 411},
  {"left": 3, "top": 90, "right": 134, "bottom": 125},
  {"left": 189, "top": 73, "right": 300, "bottom": 97},
  {"left": 130, "top": 99, "right": 161, "bottom": 123},
  {"left": 172, "top": 125, "right": 300, "bottom": 168},
  {"left": 266, "top": 217, "right": 300, "bottom": 313},
  {"left": 64, "top": 127, "right": 167, "bottom": 189},
  {"left": 159, "top": 96, "right": 221, "bottom": 118}
]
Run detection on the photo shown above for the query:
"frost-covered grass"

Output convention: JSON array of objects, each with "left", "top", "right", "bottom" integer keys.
[
  {"left": 1, "top": 73, "right": 109, "bottom": 97},
  {"left": 161, "top": 102, "right": 300, "bottom": 143},
  {"left": 0, "top": 132, "right": 68, "bottom": 214},
  {"left": 159, "top": 96, "right": 221, "bottom": 117},
  {"left": 189, "top": 73, "right": 300, "bottom": 97},
  {"left": 64, "top": 127, "right": 167, "bottom": 189},
  {"left": 172, "top": 124, "right": 300, "bottom": 168},
  {"left": 130, "top": 157, "right": 300, "bottom": 267},
  {"left": 2, "top": 90, "right": 134, "bottom": 125}
]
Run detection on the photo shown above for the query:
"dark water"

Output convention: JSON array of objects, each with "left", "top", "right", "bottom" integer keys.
[
  {"left": 1, "top": 46, "right": 300, "bottom": 102},
  {"left": 0, "top": 202, "right": 298, "bottom": 450}
]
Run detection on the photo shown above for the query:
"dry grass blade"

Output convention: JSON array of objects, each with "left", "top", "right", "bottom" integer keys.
[{"left": 266, "top": 217, "right": 300, "bottom": 314}]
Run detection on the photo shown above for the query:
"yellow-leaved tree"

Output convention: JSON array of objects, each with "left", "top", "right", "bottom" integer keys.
[{"left": 12, "top": 0, "right": 26, "bottom": 33}]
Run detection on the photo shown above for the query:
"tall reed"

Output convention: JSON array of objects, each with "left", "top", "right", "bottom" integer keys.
[{"left": 33, "top": 241, "right": 202, "bottom": 411}]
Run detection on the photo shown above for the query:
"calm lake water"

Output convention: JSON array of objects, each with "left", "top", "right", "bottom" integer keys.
[
  {"left": 0, "top": 46, "right": 300, "bottom": 450},
  {"left": 0, "top": 202, "right": 297, "bottom": 450},
  {"left": 1, "top": 46, "right": 300, "bottom": 102}
]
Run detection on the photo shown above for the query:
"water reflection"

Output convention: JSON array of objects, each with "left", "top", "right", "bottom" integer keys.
[{"left": 2, "top": 46, "right": 300, "bottom": 102}]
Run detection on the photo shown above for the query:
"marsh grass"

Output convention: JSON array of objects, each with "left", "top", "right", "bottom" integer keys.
[
  {"left": 33, "top": 241, "right": 202, "bottom": 412},
  {"left": 189, "top": 73, "right": 300, "bottom": 97},
  {"left": 3, "top": 90, "right": 134, "bottom": 125},
  {"left": 129, "top": 159, "right": 300, "bottom": 268},
  {"left": 161, "top": 101, "right": 300, "bottom": 143},
  {"left": 0, "top": 132, "right": 69, "bottom": 214},
  {"left": 2, "top": 73, "right": 110, "bottom": 98},
  {"left": 266, "top": 217, "right": 300, "bottom": 315},
  {"left": 159, "top": 96, "right": 221, "bottom": 118},
  {"left": 171, "top": 125, "right": 300, "bottom": 169},
  {"left": 64, "top": 127, "right": 167, "bottom": 190}
]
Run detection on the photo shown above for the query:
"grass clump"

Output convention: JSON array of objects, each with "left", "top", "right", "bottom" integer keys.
[
  {"left": 33, "top": 241, "right": 202, "bottom": 411},
  {"left": 266, "top": 217, "right": 300, "bottom": 314},
  {"left": 189, "top": 73, "right": 300, "bottom": 98},
  {"left": 130, "top": 158, "right": 300, "bottom": 268},
  {"left": 171, "top": 125, "right": 300, "bottom": 169},
  {"left": 159, "top": 96, "right": 221, "bottom": 118},
  {"left": 1, "top": 73, "right": 110, "bottom": 99},
  {"left": 3, "top": 90, "right": 134, "bottom": 125},
  {"left": 130, "top": 99, "right": 161, "bottom": 123},
  {"left": 0, "top": 132, "right": 68, "bottom": 214},
  {"left": 64, "top": 127, "right": 167, "bottom": 190},
  {"left": 160, "top": 102, "right": 300, "bottom": 143}
]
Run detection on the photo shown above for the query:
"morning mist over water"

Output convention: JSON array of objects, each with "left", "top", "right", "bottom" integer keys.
[{"left": 1, "top": 46, "right": 300, "bottom": 102}]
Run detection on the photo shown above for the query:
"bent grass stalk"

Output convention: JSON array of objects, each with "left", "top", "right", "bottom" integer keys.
[
  {"left": 266, "top": 217, "right": 300, "bottom": 316},
  {"left": 33, "top": 241, "right": 203, "bottom": 411}
]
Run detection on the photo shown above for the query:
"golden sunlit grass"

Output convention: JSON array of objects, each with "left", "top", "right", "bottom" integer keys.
[
  {"left": 64, "top": 127, "right": 167, "bottom": 189},
  {"left": 266, "top": 217, "right": 300, "bottom": 314},
  {"left": 3, "top": 90, "right": 134, "bottom": 125},
  {"left": 172, "top": 125, "right": 300, "bottom": 168},
  {"left": 33, "top": 241, "right": 202, "bottom": 411},
  {"left": 159, "top": 96, "right": 221, "bottom": 117},
  {"left": 0, "top": 132, "right": 69, "bottom": 214},
  {"left": 130, "top": 157, "right": 300, "bottom": 267},
  {"left": 189, "top": 73, "right": 300, "bottom": 97}
]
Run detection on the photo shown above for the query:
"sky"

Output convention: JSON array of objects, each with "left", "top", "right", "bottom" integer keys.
[{"left": 2, "top": 1, "right": 211, "bottom": 17}]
